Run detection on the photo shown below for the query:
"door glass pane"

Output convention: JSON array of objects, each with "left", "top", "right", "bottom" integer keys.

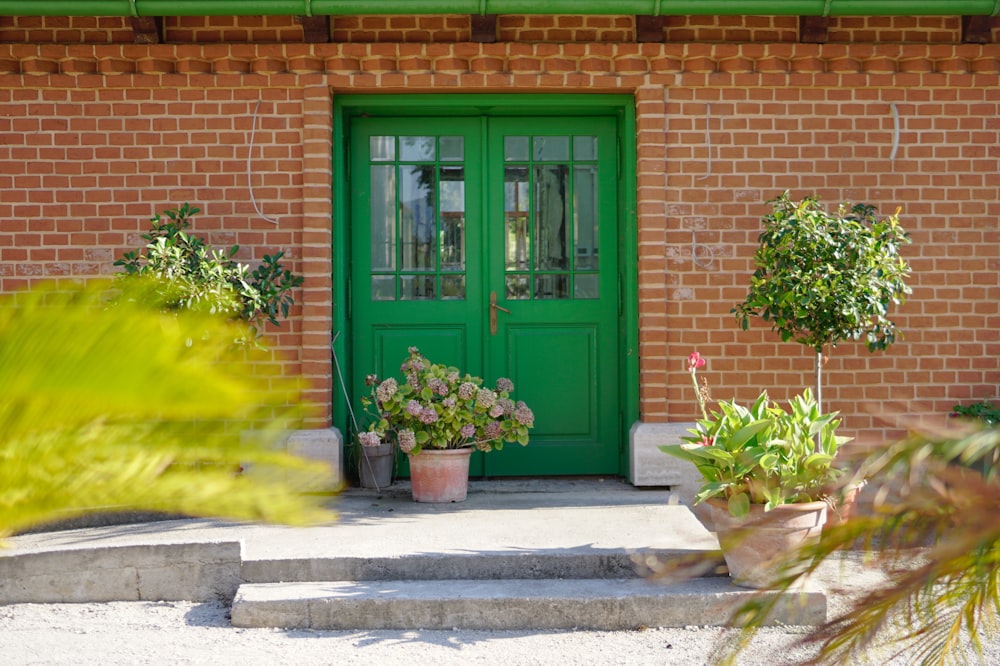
[
  {"left": 535, "top": 274, "right": 568, "bottom": 299},
  {"left": 533, "top": 136, "right": 569, "bottom": 161},
  {"left": 504, "top": 166, "right": 530, "bottom": 271},
  {"left": 370, "top": 165, "right": 396, "bottom": 271},
  {"left": 504, "top": 136, "right": 529, "bottom": 162},
  {"left": 400, "top": 136, "right": 435, "bottom": 161},
  {"left": 534, "top": 165, "right": 569, "bottom": 271},
  {"left": 371, "top": 275, "right": 395, "bottom": 301},
  {"left": 400, "top": 275, "right": 435, "bottom": 300},
  {"left": 573, "top": 135, "right": 597, "bottom": 161},
  {"left": 440, "top": 136, "right": 464, "bottom": 162},
  {"left": 506, "top": 275, "right": 529, "bottom": 300},
  {"left": 575, "top": 274, "right": 598, "bottom": 299},
  {"left": 400, "top": 165, "right": 435, "bottom": 272},
  {"left": 440, "top": 167, "right": 465, "bottom": 272},
  {"left": 441, "top": 275, "right": 465, "bottom": 300},
  {"left": 573, "top": 165, "right": 599, "bottom": 271},
  {"left": 370, "top": 136, "right": 395, "bottom": 161}
]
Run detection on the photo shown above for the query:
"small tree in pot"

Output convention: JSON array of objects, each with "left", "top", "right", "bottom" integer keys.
[{"left": 732, "top": 192, "right": 912, "bottom": 414}]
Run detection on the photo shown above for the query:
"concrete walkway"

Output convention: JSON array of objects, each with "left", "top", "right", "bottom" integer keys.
[{"left": 0, "top": 478, "right": 825, "bottom": 630}]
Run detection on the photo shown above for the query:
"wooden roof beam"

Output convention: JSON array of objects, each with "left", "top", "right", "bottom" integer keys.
[
  {"left": 298, "top": 15, "right": 330, "bottom": 43},
  {"left": 636, "top": 15, "right": 666, "bottom": 43},
  {"left": 799, "top": 16, "right": 829, "bottom": 44},
  {"left": 962, "top": 15, "right": 995, "bottom": 44},
  {"left": 128, "top": 16, "right": 162, "bottom": 44},
  {"left": 471, "top": 14, "right": 498, "bottom": 43}
]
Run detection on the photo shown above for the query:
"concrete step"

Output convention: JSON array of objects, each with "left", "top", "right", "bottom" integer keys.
[
  {"left": 242, "top": 549, "right": 722, "bottom": 584},
  {"left": 230, "top": 577, "right": 827, "bottom": 630}
]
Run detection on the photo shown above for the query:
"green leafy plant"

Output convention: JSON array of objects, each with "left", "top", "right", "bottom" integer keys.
[
  {"left": 361, "top": 347, "right": 534, "bottom": 456},
  {"left": 661, "top": 354, "right": 849, "bottom": 517},
  {"left": 716, "top": 421, "right": 1000, "bottom": 666},
  {"left": 114, "top": 203, "right": 303, "bottom": 343},
  {"left": 952, "top": 401, "right": 1000, "bottom": 426},
  {"left": 0, "top": 279, "right": 333, "bottom": 541},
  {"left": 732, "top": 192, "right": 911, "bottom": 411}
]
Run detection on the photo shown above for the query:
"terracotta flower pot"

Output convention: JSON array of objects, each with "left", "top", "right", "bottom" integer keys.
[
  {"left": 358, "top": 442, "right": 394, "bottom": 489},
  {"left": 824, "top": 483, "right": 862, "bottom": 530},
  {"left": 706, "top": 498, "right": 827, "bottom": 589},
  {"left": 407, "top": 447, "right": 473, "bottom": 503}
]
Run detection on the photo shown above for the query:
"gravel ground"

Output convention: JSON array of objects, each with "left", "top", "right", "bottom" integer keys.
[
  {"left": 2, "top": 552, "right": 997, "bottom": 666},
  {"left": 0, "top": 600, "right": 822, "bottom": 666}
]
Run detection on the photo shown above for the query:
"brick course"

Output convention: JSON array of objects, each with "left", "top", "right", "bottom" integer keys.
[{"left": 0, "top": 15, "right": 997, "bottom": 442}]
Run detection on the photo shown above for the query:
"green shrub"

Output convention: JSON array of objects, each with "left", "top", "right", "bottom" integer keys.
[
  {"left": 951, "top": 401, "right": 1000, "bottom": 426},
  {"left": 115, "top": 203, "right": 303, "bottom": 343}
]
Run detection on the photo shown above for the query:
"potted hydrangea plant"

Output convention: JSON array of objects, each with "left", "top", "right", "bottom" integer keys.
[
  {"left": 361, "top": 347, "right": 534, "bottom": 502},
  {"left": 661, "top": 353, "right": 851, "bottom": 588}
]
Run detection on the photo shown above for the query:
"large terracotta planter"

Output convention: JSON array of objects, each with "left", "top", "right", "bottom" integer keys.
[
  {"left": 358, "top": 442, "right": 394, "bottom": 489},
  {"left": 407, "top": 447, "right": 472, "bottom": 503},
  {"left": 824, "top": 483, "right": 862, "bottom": 531},
  {"left": 706, "top": 498, "right": 827, "bottom": 589}
]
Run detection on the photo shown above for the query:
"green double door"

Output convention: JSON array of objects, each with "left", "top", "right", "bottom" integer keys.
[{"left": 350, "top": 114, "right": 621, "bottom": 476}]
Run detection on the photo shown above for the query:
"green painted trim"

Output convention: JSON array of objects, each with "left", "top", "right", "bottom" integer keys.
[
  {"left": 618, "top": 102, "right": 640, "bottom": 480},
  {"left": 331, "top": 95, "right": 352, "bottom": 442},
  {"left": 333, "top": 93, "right": 640, "bottom": 477},
  {"left": 5, "top": 0, "right": 999, "bottom": 17},
  {"left": 337, "top": 94, "right": 636, "bottom": 117}
]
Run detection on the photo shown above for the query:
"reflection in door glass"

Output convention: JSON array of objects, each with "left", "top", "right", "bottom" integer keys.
[
  {"left": 399, "top": 136, "right": 435, "bottom": 161},
  {"left": 500, "top": 135, "right": 600, "bottom": 301},
  {"left": 371, "top": 275, "right": 395, "bottom": 301},
  {"left": 505, "top": 275, "right": 529, "bottom": 300},
  {"left": 400, "top": 165, "right": 435, "bottom": 272},
  {"left": 504, "top": 166, "right": 530, "bottom": 273},
  {"left": 440, "top": 166, "right": 466, "bottom": 278},
  {"left": 370, "top": 136, "right": 395, "bottom": 161},
  {"left": 533, "top": 136, "right": 569, "bottom": 161},
  {"left": 504, "top": 136, "right": 529, "bottom": 162},
  {"left": 534, "top": 274, "right": 569, "bottom": 300},
  {"left": 573, "top": 135, "right": 597, "bottom": 161},
  {"left": 400, "top": 275, "right": 435, "bottom": 300},
  {"left": 370, "top": 165, "right": 396, "bottom": 271},
  {"left": 440, "top": 136, "right": 464, "bottom": 162},
  {"left": 573, "top": 165, "right": 599, "bottom": 271},
  {"left": 441, "top": 275, "right": 465, "bottom": 300},
  {"left": 534, "top": 165, "right": 568, "bottom": 271},
  {"left": 574, "top": 274, "right": 598, "bottom": 299},
  {"left": 367, "top": 134, "right": 467, "bottom": 303}
]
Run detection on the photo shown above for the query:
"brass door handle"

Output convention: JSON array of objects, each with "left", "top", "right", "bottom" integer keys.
[{"left": 489, "top": 291, "right": 510, "bottom": 336}]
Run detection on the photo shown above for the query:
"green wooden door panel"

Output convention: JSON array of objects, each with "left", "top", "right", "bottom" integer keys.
[
  {"left": 350, "top": 116, "right": 487, "bottom": 475},
  {"left": 372, "top": 326, "right": 469, "bottom": 381},
  {"left": 483, "top": 324, "right": 616, "bottom": 475},
  {"left": 483, "top": 117, "right": 620, "bottom": 476},
  {"left": 348, "top": 109, "right": 621, "bottom": 477}
]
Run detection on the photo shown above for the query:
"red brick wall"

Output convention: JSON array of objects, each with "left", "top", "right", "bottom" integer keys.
[
  {"left": 3, "top": 15, "right": 997, "bottom": 45},
  {"left": 0, "top": 16, "right": 997, "bottom": 442},
  {"left": 0, "top": 75, "right": 328, "bottom": 420}
]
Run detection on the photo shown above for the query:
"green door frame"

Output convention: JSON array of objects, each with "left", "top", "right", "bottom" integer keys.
[{"left": 332, "top": 93, "right": 639, "bottom": 478}]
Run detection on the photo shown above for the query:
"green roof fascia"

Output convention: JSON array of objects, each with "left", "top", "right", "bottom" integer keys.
[{"left": 3, "top": 1, "right": 999, "bottom": 18}]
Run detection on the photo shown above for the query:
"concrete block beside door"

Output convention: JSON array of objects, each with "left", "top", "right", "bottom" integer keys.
[
  {"left": 241, "top": 428, "right": 343, "bottom": 492},
  {"left": 629, "top": 422, "right": 702, "bottom": 501},
  {"left": 284, "top": 428, "right": 343, "bottom": 491}
]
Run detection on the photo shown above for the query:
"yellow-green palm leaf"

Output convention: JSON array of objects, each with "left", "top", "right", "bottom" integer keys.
[{"left": 0, "top": 280, "right": 335, "bottom": 542}]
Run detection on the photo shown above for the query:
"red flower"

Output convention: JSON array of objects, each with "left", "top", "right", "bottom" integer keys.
[
  {"left": 697, "top": 435, "right": 715, "bottom": 447},
  {"left": 687, "top": 351, "right": 706, "bottom": 372}
]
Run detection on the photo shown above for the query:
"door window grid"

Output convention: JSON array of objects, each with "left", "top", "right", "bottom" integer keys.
[
  {"left": 503, "top": 135, "right": 600, "bottom": 301},
  {"left": 369, "top": 135, "right": 467, "bottom": 301}
]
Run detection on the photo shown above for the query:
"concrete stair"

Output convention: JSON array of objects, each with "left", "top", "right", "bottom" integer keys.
[
  {"left": 232, "top": 575, "right": 826, "bottom": 631},
  {"left": 231, "top": 548, "right": 826, "bottom": 631},
  {"left": 4, "top": 479, "right": 829, "bottom": 631}
]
